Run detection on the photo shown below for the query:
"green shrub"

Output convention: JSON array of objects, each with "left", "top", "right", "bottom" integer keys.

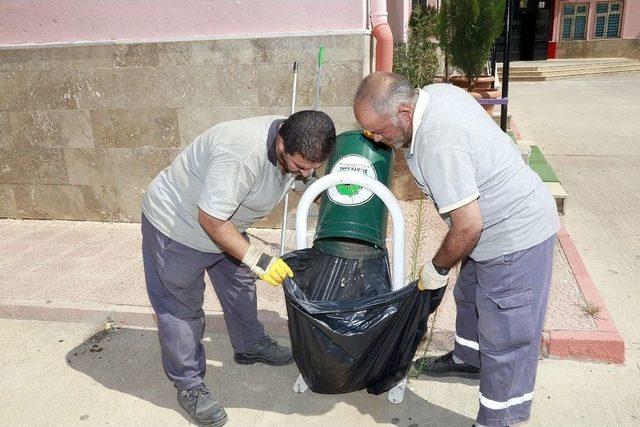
[
  {"left": 393, "top": 4, "right": 439, "bottom": 88},
  {"left": 437, "top": 0, "right": 505, "bottom": 90}
]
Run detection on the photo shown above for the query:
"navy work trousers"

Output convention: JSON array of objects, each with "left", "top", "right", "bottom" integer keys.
[
  {"left": 141, "top": 214, "right": 265, "bottom": 391},
  {"left": 453, "top": 235, "right": 556, "bottom": 426}
]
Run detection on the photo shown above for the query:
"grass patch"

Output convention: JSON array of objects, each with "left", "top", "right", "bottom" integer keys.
[
  {"left": 407, "top": 198, "right": 427, "bottom": 282},
  {"left": 405, "top": 199, "right": 444, "bottom": 378},
  {"left": 580, "top": 300, "right": 603, "bottom": 320},
  {"left": 529, "top": 146, "right": 560, "bottom": 182}
]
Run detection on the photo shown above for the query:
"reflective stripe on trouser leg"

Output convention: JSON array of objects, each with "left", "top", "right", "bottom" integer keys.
[
  {"left": 452, "top": 258, "right": 481, "bottom": 367},
  {"left": 475, "top": 235, "right": 556, "bottom": 426}
]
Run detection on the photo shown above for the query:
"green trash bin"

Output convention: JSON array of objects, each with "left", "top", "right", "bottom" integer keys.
[{"left": 314, "top": 130, "right": 394, "bottom": 259}]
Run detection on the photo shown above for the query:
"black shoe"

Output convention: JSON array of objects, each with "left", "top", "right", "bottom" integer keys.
[
  {"left": 414, "top": 351, "right": 480, "bottom": 379},
  {"left": 177, "top": 384, "right": 228, "bottom": 427},
  {"left": 234, "top": 335, "right": 294, "bottom": 366}
]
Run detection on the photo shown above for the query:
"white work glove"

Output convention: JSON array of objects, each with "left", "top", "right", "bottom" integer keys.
[
  {"left": 417, "top": 261, "right": 449, "bottom": 291},
  {"left": 242, "top": 244, "right": 293, "bottom": 287}
]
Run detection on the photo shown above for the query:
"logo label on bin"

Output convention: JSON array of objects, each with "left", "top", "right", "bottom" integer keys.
[{"left": 328, "top": 155, "right": 377, "bottom": 206}]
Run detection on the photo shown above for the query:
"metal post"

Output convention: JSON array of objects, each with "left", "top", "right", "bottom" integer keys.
[
  {"left": 500, "top": 0, "right": 513, "bottom": 132},
  {"left": 314, "top": 46, "right": 325, "bottom": 111},
  {"left": 490, "top": 43, "right": 497, "bottom": 89},
  {"left": 279, "top": 62, "right": 298, "bottom": 256}
]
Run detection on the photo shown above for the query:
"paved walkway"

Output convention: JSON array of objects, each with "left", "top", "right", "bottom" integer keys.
[
  {"left": 509, "top": 73, "right": 640, "bottom": 365},
  {"left": 0, "top": 197, "right": 601, "bottom": 357}
]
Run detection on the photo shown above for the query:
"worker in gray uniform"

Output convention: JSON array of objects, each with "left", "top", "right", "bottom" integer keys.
[
  {"left": 141, "top": 111, "right": 336, "bottom": 427},
  {"left": 353, "top": 73, "right": 559, "bottom": 427}
]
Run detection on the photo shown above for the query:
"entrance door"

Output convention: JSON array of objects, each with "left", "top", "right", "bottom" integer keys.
[
  {"left": 495, "top": 0, "right": 551, "bottom": 61},
  {"left": 518, "top": 0, "right": 551, "bottom": 60},
  {"left": 533, "top": 0, "right": 551, "bottom": 60},
  {"left": 519, "top": 5, "right": 538, "bottom": 60}
]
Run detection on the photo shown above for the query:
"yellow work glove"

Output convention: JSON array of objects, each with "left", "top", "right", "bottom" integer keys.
[
  {"left": 417, "top": 261, "right": 449, "bottom": 291},
  {"left": 242, "top": 244, "right": 294, "bottom": 286},
  {"left": 363, "top": 130, "right": 375, "bottom": 140}
]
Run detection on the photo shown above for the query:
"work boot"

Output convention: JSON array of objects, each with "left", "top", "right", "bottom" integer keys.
[
  {"left": 413, "top": 351, "right": 480, "bottom": 379},
  {"left": 234, "top": 335, "right": 294, "bottom": 366},
  {"left": 177, "top": 383, "right": 228, "bottom": 427}
]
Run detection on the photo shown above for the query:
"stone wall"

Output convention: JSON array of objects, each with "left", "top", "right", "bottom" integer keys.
[
  {"left": 557, "top": 39, "right": 640, "bottom": 60},
  {"left": 0, "top": 34, "right": 368, "bottom": 222}
]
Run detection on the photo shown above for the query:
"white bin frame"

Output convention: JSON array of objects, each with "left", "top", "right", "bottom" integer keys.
[{"left": 293, "top": 171, "right": 408, "bottom": 403}]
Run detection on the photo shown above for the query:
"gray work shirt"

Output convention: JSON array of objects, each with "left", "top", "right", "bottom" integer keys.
[
  {"left": 142, "top": 116, "right": 295, "bottom": 253},
  {"left": 405, "top": 84, "right": 559, "bottom": 261}
]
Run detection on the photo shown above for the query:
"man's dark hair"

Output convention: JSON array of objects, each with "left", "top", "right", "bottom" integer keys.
[{"left": 279, "top": 110, "right": 336, "bottom": 162}]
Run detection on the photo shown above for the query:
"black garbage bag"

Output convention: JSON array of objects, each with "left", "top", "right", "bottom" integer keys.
[{"left": 282, "top": 247, "right": 446, "bottom": 395}]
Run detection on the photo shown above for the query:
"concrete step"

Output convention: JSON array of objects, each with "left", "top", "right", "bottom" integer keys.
[
  {"left": 503, "top": 65, "right": 640, "bottom": 81},
  {"left": 506, "top": 70, "right": 545, "bottom": 76},
  {"left": 502, "top": 63, "right": 640, "bottom": 76},
  {"left": 492, "top": 110, "right": 511, "bottom": 129},
  {"left": 546, "top": 181, "right": 567, "bottom": 216},
  {"left": 498, "top": 59, "right": 640, "bottom": 81},
  {"left": 542, "top": 65, "right": 640, "bottom": 78},
  {"left": 508, "top": 75, "right": 548, "bottom": 82},
  {"left": 516, "top": 140, "right": 566, "bottom": 215},
  {"left": 497, "top": 58, "right": 638, "bottom": 72},
  {"left": 498, "top": 59, "right": 639, "bottom": 73}
]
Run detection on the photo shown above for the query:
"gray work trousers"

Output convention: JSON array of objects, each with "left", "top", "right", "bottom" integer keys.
[
  {"left": 453, "top": 235, "right": 555, "bottom": 427},
  {"left": 141, "top": 214, "right": 265, "bottom": 391}
]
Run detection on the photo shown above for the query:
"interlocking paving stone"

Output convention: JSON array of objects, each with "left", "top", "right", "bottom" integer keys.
[{"left": 0, "top": 205, "right": 597, "bottom": 349}]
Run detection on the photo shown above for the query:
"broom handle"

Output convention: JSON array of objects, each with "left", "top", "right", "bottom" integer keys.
[{"left": 279, "top": 62, "right": 298, "bottom": 256}]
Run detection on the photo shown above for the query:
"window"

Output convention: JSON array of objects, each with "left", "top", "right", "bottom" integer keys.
[
  {"left": 561, "top": 3, "right": 589, "bottom": 40},
  {"left": 595, "top": 2, "right": 623, "bottom": 38}
]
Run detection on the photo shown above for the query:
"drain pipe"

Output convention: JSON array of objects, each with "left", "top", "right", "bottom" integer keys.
[{"left": 370, "top": 0, "right": 393, "bottom": 72}]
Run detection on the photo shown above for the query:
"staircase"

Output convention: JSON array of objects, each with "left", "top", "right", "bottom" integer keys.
[{"left": 497, "top": 58, "right": 640, "bottom": 82}]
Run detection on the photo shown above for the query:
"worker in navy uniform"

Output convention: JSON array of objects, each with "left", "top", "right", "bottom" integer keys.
[
  {"left": 142, "top": 111, "right": 335, "bottom": 426},
  {"left": 354, "top": 72, "right": 558, "bottom": 427}
]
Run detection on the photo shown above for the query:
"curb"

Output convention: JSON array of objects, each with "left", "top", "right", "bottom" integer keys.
[
  {"left": 425, "top": 230, "right": 625, "bottom": 364},
  {"left": 510, "top": 119, "right": 625, "bottom": 364},
  {"left": 544, "top": 227, "right": 625, "bottom": 364},
  {"left": 509, "top": 120, "right": 523, "bottom": 141}
]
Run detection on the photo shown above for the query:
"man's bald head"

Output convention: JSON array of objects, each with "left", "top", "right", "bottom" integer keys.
[
  {"left": 353, "top": 72, "right": 418, "bottom": 150},
  {"left": 353, "top": 72, "right": 417, "bottom": 120}
]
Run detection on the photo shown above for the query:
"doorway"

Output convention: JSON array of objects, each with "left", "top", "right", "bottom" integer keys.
[{"left": 496, "top": 0, "right": 552, "bottom": 61}]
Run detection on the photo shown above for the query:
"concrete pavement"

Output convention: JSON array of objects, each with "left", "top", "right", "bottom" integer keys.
[
  {"left": 2, "top": 317, "right": 638, "bottom": 426},
  {"left": 0, "top": 201, "right": 610, "bottom": 360},
  {"left": 508, "top": 73, "right": 640, "bottom": 356},
  {"left": 0, "top": 318, "right": 477, "bottom": 427}
]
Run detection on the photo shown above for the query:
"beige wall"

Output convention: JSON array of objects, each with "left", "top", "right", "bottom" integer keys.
[
  {"left": 0, "top": 35, "right": 368, "bottom": 223},
  {"left": 557, "top": 38, "right": 640, "bottom": 60}
]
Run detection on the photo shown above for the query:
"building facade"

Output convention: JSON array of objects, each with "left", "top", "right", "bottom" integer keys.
[
  {"left": 0, "top": 0, "right": 372, "bottom": 222},
  {"left": 410, "top": 0, "right": 639, "bottom": 61},
  {"left": 551, "top": 0, "right": 640, "bottom": 60}
]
